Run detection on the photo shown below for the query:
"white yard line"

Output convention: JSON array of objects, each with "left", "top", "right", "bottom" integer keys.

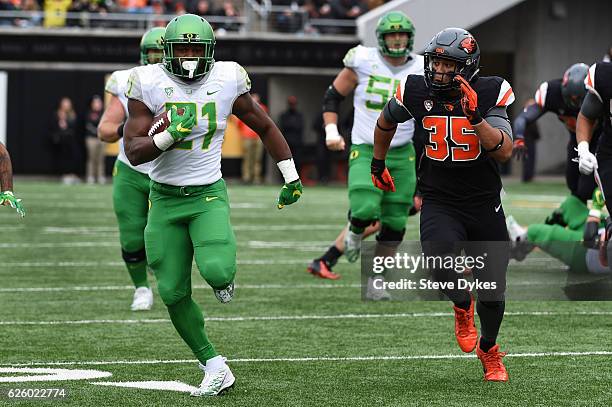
[
  {"left": 3, "top": 351, "right": 612, "bottom": 367},
  {"left": 1, "top": 311, "right": 610, "bottom": 326},
  {"left": 0, "top": 283, "right": 361, "bottom": 293},
  {"left": 1, "top": 259, "right": 310, "bottom": 267}
]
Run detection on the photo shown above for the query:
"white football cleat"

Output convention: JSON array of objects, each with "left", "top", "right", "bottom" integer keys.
[
  {"left": 130, "top": 286, "right": 153, "bottom": 311},
  {"left": 190, "top": 359, "right": 235, "bottom": 397},
  {"left": 366, "top": 276, "right": 391, "bottom": 301},
  {"left": 214, "top": 282, "right": 234, "bottom": 303},
  {"left": 344, "top": 229, "right": 363, "bottom": 263},
  {"left": 506, "top": 215, "right": 527, "bottom": 242}
]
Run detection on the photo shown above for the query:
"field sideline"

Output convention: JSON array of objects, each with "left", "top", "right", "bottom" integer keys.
[{"left": 1, "top": 179, "right": 611, "bottom": 406}]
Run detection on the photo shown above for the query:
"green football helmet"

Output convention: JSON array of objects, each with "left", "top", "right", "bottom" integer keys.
[
  {"left": 376, "top": 11, "right": 415, "bottom": 58},
  {"left": 140, "top": 27, "right": 165, "bottom": 65},
  {"left": 163, "top": 14, "right": 215, "bottom": 81}
]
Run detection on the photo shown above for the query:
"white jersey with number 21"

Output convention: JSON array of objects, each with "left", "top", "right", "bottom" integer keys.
[{"left": 126, "top": 61, "right": 251, "bottom": 186}]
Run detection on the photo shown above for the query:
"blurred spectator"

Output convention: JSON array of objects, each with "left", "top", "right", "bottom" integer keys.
[
  {"left": 521, "top": 98, "right": 540, "bottom": 183},
  {"left": 188, "top": 0, "right": 209, "bottom": 15},
  {"left": 84, "top": 95, "right": 106, "bottom": 184},
  {"left": 603, "top": 45, "right": 612, "bottom": 62},
  {"left": 49, "top": 97, "right": 80, "bottom": 185},
  {"left": 117, "top": 0, "right": 150, "bottom": 13},
  {"left": 15, "top": 0, "right": 41, "bottom": 27},
  {"left": 214, "top": 0, "right": 239, "bottom": 32},
  {"left": 329, "top": 0, "right": 364, "bottom": 18},
  {"left": 279, "top": 95, "right": 304, "bottom": 175},
  {"left": 273, "top": 0, "right": 302, "bottom": 33},
  {"left": 238, "top": 93, "right": 267, "bottom": 184},
  {"left": 0, "top": 0, "right": 18, "bottom": 26}
]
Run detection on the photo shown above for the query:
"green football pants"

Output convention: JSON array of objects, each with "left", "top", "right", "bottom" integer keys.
[
  {"left": 112, "top": 160, "right": 150, "bottom": 254},
  {"left": 527, "top": 223, "right": 588, "bottom": 273},
  {"left": 145, "top": 178, "right": 236, "bottom": 306},
  {"left": 348, "top": 143, "right": 416, "bottom": 232}
]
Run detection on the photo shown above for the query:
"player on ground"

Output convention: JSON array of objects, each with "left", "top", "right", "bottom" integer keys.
[
  {"left": 576, "top": 61, "right": 612, "bottom": 264},
  {"left": 124, "top": 14, "right": 302, "bottom": 396},
  {"left": 309, "top": 11, "right": 422, "bottom": 285},
  {"left": 372, "top": 28, "right": 514, "bottom": 381},
  {"left": 513, "top": 63, "right": 597, "bottom": 226},
  {"left": 98, "top": 27, "right": 165, "bottom": 311},
  {"left": 0, "top": 142, "right": 25, "bottom": 217}
]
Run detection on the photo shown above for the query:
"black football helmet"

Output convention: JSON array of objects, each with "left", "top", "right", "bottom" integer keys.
[
  {"left": 561, "top": 63, "right": 589, "bottom": 110},
  {"left": 424, "top": 27, "right": 480, "bottom": 94}
]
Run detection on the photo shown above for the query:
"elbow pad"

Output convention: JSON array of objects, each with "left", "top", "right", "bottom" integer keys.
[
  {"left": 383, "top": 98, "right": 412, "bottom": 124},
  {"left": 581, "top": 92, "right": 605, "bottom": 121},
  {"left": 322, "top": 85, "right": 345, "bottom": 113}
]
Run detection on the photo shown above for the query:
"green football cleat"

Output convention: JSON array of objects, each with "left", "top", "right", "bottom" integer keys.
[{"left": 0, "top": 191, "right": 25, "bottom": 217}]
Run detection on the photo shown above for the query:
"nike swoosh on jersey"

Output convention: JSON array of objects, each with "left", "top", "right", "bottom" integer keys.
[
  {"left": 207, "top": 90, "right": 220, "bottom": 95},
  {"left": 205, "top": 196, "right": 219, "bottom": 202}
]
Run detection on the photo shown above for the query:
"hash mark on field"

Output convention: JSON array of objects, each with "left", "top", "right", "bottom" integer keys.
[
  {"left": 3, "top": 351, "right": 612, "bottom": 367},
  {"left": 1, "top": 311, "right": 611, "bottom": 325}
]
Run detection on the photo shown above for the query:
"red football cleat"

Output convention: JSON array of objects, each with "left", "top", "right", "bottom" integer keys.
[
  {"left": 453, "top": 294, "right": 478, "bottom": 353},
  {"left": 476, "top": 342, "right": 509, "bottom": 382},
  {"left": 307, "top": 260, "right": 340, "bottom": 280}
]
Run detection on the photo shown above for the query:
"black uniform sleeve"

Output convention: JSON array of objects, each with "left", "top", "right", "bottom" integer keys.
[
  {"left": 484, "top": 106, "right": 513, "bottom": 139},
  {"left": 580, "top": 91, "right": 605, "bottom": 120},
  {"left": 513, "top": 103, "right": 545, "bottom": 139}
]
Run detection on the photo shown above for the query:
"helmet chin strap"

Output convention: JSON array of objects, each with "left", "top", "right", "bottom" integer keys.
[{"left": 182, "top": 60, "right": 198, "bottom": 79}]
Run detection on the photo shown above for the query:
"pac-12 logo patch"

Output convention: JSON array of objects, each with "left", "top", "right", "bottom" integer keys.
[
  {"left": 165, "top": 87, "right": 174, "bottom": 97},
  {"left": 424, "top": 100, "right": 433, "bottom": 111}
]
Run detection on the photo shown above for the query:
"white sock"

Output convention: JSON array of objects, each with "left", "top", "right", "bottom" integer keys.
[{"left": 205, "top": 355, "right": 226, "bottom": 372}]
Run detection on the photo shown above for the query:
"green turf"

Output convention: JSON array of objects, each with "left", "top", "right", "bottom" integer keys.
[{"left": 0, "top": 179, "right": 611, "bottom": 406}]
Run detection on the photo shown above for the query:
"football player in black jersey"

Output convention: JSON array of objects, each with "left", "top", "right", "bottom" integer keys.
[
  {"left": 371, "top": 28, "right": 512, "bottom": 382},
  {"left": 513, "top": 63, "right": 597, "bottom": 228},
  {"left": 577, "top": 61, "right": 612, "bottom": 265}
]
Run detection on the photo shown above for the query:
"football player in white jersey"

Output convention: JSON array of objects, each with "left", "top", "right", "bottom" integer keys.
[
  {"left": 98, "top": 27, "right": 165, "bottom": 311},
  {"left": 308, "top": 11, "right": 423, "bottom": 288},
  {"left": 124, "top": 14, "right": 302, "bottom": 396}
]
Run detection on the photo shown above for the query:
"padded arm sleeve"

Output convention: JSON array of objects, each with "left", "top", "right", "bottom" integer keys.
[
  {"left": 383, "top": 97, "right": 413, "bottom": 124},
  {"left": 322, "top": 85, "right": 345, "bottom": 113}
]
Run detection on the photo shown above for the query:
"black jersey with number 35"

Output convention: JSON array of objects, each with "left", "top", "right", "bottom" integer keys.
[
  {"left": 396, "top": 74, "right": 514, "bottom": 204},
  {"left": 586, "top": 62, "right": 612, "bottom": 155}
]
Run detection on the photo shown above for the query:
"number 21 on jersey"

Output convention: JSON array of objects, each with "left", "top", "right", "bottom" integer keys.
[
  {"left": 423, "top": 116, "right": 481, "bottom": 162},
  {"left": 164, "top": 101, "right": 217, "bottom": 151}
]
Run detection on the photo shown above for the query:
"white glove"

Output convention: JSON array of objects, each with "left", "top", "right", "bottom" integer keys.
[
  {"left": 577, "top": 141, "right": 598, "bottom": 175},
  {"left": 325, "top": 123, "right": 346, "bottom": 151}
]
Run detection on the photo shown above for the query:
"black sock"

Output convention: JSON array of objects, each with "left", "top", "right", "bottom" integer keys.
[
  {"left": 479, "top": 337, "right": 496, "bottom": 353},
  {"left": 476, "top": 300, "right": 505, "bottom": 351},
  {"left": 455, "top": 299, "right": 471, "bottom": 311},
  {"left": 319, "top": 245, "right": 342, "bottom": 268}
]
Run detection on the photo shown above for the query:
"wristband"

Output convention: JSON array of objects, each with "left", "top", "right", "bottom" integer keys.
[
  {"left": 325, "top": 123, "right": 341, "bottom": 142},
  {"left": 152, "top": 130, "right": 175, "bottom": 151},
  {"left": 277, "top": 158, "right": 299, "bottom": 183}
]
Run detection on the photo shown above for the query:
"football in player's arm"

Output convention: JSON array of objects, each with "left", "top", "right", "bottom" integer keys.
[
  {"left": 124, "top": 70, "right": 302, "bottom": 208},
  {"left": 0, "top": 141, "right": 25, "bottom": 217}
]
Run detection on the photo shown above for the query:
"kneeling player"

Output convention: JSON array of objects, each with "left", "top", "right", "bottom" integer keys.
[{"left": 372, "top": 28, "right": 514, "bottom": 381}]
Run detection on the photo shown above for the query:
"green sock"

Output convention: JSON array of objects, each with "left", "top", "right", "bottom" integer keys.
[
  {"left": 126, "top": 260, "right": 149, "bottom": 288},
  {"left": 559, "top": 195, "right": 589, "bottom": 231},
  {"left": 527, "top": 224, "right": 588, "bottom": 272},
  {"left": 167, "top": 296, "right": 218, "bottom": 364}
]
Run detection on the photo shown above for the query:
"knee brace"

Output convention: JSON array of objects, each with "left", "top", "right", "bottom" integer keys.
[
  {"left": 376, "top": 225, "right": 405, "bottom": 247},
  {"left": 121, "top": 247, "right": 147, "bottom": 264}
]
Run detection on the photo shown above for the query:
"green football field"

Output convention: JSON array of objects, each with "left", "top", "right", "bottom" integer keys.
[{"left": 1, "top": 179, "right": 611, "bottom": 406}]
